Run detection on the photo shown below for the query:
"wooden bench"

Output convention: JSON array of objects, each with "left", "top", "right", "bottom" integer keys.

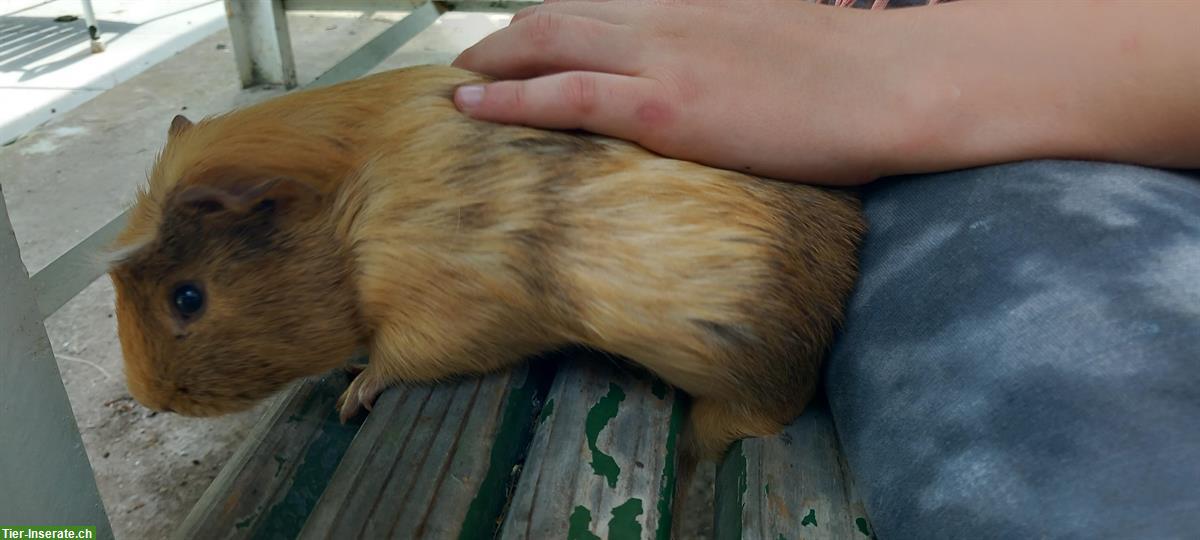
[
  {"left": 174, "top": 350, "right": 876, "bottom": 539},
  {"left": 716, "top": 400, "right": 877, "bottom": 540},
  {"left": 176, "top": 349, "right": 691, "bottom": 539}
]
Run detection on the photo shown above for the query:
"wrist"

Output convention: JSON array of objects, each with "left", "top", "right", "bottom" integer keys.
[{"left": 874, "top": 1, "right": 1109, "bottom": 177}]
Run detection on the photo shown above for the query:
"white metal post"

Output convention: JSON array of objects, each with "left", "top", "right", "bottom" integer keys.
[
  {"left": 79, "top": 0, "right": 105, "bottom": 53},
  {"left": 224, "top": 0, "right": 299, "bottom": 89},
  {"left": 0, "top": 185, "right": 112, "bottom": 538}
]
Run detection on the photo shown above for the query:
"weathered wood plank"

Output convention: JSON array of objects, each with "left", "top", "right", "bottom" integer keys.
[
  {"left": 499, "top": 352, "right": 685, "bottom": 540},
  {"left": 298, "top": 363, "right": 552, "bottom": 539},
  {"left": 173, "top": 369, "right": 360, "bottom": 540},
  {"left": 714, "top": 399, "right": 876, "bottom": 540}
]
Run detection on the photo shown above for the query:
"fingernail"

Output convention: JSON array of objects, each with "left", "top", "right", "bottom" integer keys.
[{"left": 455, "top": 85, "right": 484, "bottom": 110}]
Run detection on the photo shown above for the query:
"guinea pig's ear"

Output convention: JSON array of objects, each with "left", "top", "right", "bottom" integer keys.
[
  {"left": 172, "top": 176, "right": 319, "bottom": 218},
  {"left": 169, "top": 114, "right": 192, "bottom": 138}
]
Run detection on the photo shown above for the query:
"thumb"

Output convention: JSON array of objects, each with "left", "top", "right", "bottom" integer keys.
[{"left": 453, "top": 71, "right": 674, "bottom": 145}]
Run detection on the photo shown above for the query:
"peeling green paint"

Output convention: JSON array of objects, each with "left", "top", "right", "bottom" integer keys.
[
  {"left": 714, "top": 441, "right": 747, "bottom": 540},
  {"left": 608, "top": 498, "right": 644, "bottom": 539},
  {"left": 855, "top": 517, "right": 874, "bottom": 537},
  {"left": 651, "top": 379, "right": 667, "bottom": 400},
  {"left": 737, "top": 448, "right": 747, "bottom": 504},
  {"left": 585, "top": 383, "right": 626, "bottom": 488},
  {"left": 655, "top": 395, "right": 685, "bottom": 540},
  {"left": 538, "top": 398, "right": 555, "bottom": 425},
  {"left": 776, "top": 535, "right": 786, "bottom": 540},
  {"left": 253, "top": 371, "right": 360, "bottom": 539},
  {"left": 801, "top": 509, "right": 817, "bottom": 527},
  {"left": 459, "top": 366, "right": 553, "bottom": 540},
  {"left": 234, "top": 516, "right": 254, "bottom": 530},
  {"left": 764, "top": 483, "right": 770, "bottom": 495},
  {"left": 568, "top": 505, "right": 601, "bottom": 540}
]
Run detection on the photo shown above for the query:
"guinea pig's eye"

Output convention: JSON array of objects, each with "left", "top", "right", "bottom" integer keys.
[{"left": 171, "top": 283, "right": 205, "bottom": 319}]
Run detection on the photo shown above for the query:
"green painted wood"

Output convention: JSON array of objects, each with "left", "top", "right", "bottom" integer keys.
[
  {"left": 714, "top": 440, "right": 746, "bottom": 540},
  {"left": 298, "top": 363, "right": 551, "bottom": 539},
  {"left": 0, "top": 185, "right": 113, "bottom": 538},
  {"left": 714, "top": 399, "right": 876, "bottom": 540},
  {"left": 499, "top": 353, "right": 684, "bottom": 540},
  {"left": 173, "top": 370, "right": 360, "bottom": 540}
]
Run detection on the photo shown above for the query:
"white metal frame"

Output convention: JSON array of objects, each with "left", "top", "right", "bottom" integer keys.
[
  {"left": 226, "top": 0, "right": 298, "bottom": 88},
  {"left": 0, "top": 189, "right": 113, "bottom": 537},
  {"left": 224, "top": 0, "right": 536, "bottom": 88},
  {"left": 79, "top": 0, "right": 105, "bottom": 53}
]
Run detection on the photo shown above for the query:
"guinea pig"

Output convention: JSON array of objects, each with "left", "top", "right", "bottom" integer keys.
[{"left": 106, "top": 64, "right": 864, "bottom": 459}]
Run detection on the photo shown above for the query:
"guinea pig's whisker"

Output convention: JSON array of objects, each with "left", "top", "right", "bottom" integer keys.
[{"left": 55, "top": 354, "right": 115, "bottom": 381}]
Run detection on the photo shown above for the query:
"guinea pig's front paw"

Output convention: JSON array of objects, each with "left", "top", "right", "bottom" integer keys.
[{"left": 336, "top": 364, "right": 389, "bottom": 423}]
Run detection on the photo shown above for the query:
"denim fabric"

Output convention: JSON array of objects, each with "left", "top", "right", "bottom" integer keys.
[{"left": 824, "top": 160, "right": 1200, "bottom": 539}]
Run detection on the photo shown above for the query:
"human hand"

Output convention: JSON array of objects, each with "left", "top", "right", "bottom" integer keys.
[
  {"left": 451, "top": 0, "right": 932, "bottom": 186},
  {"left": 453, "top": 1, "right": 1200, "bottom": 185}
]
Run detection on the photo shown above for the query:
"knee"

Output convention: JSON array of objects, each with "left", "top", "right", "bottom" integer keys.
[
  {"left": 821, "top": 161, "right": 1200, "bottom": 538},
  {"left": 850, "top": 160, "right": 1200, "bottom": 314},
  {"left": 826, "top": 158, "right": 1200, "bottom": 397},
  {"left": 865, "top": 159, "right": 1200, "bottom": 237}
]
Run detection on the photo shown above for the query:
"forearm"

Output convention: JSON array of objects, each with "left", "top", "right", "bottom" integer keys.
[
  {"left": 451, "top": 0, "right": 1198, "bottom": 185},
  {"left": 888, "top": 0, "right": 1200, "bottom": 176}
]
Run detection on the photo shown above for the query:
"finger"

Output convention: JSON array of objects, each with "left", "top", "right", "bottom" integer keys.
[
  {"left": 454, "top": 11, "right": 643, "bottom": 79},
  {"left": 454, "top": 71, "right": 676, "bottom": 146}
]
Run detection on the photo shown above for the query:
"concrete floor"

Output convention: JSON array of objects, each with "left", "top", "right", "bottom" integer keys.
[
  {"left": 0, "top": 0, "right": 228, "bottom": 145},
  {"left": 2, "top": 6, "right": 716, "bottom": 540}
]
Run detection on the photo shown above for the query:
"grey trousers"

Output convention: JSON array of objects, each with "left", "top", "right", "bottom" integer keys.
[{"left": 824, "top": 160, "right": 1200, "bottom": 539}]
